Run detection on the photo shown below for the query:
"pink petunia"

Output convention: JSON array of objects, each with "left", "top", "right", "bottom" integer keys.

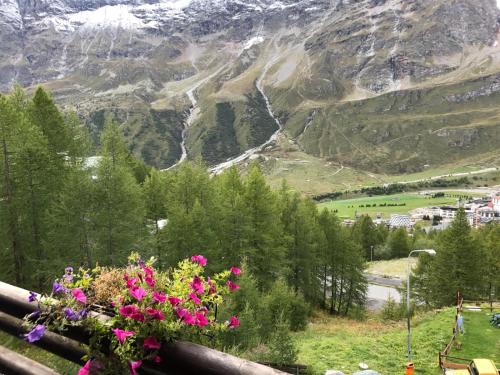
[
  {"left": 228, "top": 316, "right": 240, "bottom": 329},
  {"left": 153, "top": 356, "right": 162, "bottom": 363},
  {"left": 126, "top": 277, "right": 139, "bottom": 289},
  {"left": 230, "top": 267, "right": 241, "bottom": 275},
  {"left": 129, "top": 360, "right": 142, "bottom": 375},
  {"left": 143, "top": 336, "right": 161, "bottom": 350},
  {"left": 190, "top": 255, "right": 207, "bottom": 267},
  {"left": 112, "top": 328, "right": 135, "bottom": 344},
  {"left": 77, "top": 360, "right": 91, "bottom": 375},
  {"left": 142, "top": 266, "right": 154, "bottom": 277},
  {"left": 129, "top": 286, "right": 147, "bottom": 301},
  {"left": 152, "top": 291, "right": 166, "bottom": 303},
  {"left": 176, "top": 307, "right": 196, "bottom": 325},
  {"left": 119, "top": 305, "right": 140, "bottom": 318},
  {"left": 226, "top": 280, "right": 240, "bottom": 291},
  {"left": 195, "top": 312, "right": 209, "bottom": 327},
  {"left": 190, "top": 276, "right": 205, "bottom": 294},
  {"left": 72, "top": 288, "right": 87, "bottom": 304},
  {"left": 145, "top": 307, "right": 165, "bottom": 321},
  {"left": 131, "top": 312, "right": 145, "bottom": 322},
  {"left": 207, "top": 278, "right": 217, "bottom": 295},
  {"left": 168, "top": 296, "right": 182, "bottom": 306},
  {"left": 145, "top": 275, "right": 155, "bottom": 288},
  {"left": 189, "top": 292, "right": 201, "bottom": 305}
]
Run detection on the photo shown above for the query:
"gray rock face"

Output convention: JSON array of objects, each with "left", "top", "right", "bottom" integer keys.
[{"left": 0, "top": 0, "right": 499, "bottom": 170}]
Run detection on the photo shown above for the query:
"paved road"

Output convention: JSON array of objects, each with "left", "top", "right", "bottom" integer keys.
[{"left": 365, "top": 273, "right": 403, "bottom": 287}]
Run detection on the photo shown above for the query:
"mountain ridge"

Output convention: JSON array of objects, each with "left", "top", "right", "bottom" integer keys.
[{"left": 1, "top": 0, "right": 499, "bottom": 175}]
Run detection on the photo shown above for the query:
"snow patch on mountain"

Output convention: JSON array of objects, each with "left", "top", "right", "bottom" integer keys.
[
  {"left": 243, "top": 36, "right": 264, "bottom": 50},
  {"left": 67, "top": 5, "right": 143, "bottom": 29}
]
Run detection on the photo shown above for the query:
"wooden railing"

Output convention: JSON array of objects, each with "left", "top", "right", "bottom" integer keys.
[
  {"left": 0, "top": 281, "right": 287, "bottom": 375},
  {"left": 438, "top": 292, "right": 466, "bottom": 370}
]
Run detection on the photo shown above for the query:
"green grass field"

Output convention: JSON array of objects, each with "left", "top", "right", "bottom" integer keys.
[
  {"left": 366, "top": 258, "right": 417, "bottom": 279},
  {"left": 317, "top": 193, "right": 460, "bottom": 219},
  {"left": 294, "top": 308, "right": 499, "bottom": 375},
  {"left": 449, "top": 309, "right": 500, "bottom": 362}
]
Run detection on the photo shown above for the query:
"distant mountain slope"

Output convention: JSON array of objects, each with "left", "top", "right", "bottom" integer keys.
[{"left": 1, "top": 0, "right": 499, "bottom": 173}]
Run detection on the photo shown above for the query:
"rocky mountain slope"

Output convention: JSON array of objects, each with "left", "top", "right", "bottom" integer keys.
[{"left": 1, "top": 0, "right": 499, "bottom": 174}]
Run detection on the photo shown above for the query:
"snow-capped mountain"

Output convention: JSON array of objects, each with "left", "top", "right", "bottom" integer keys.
[{"left": 1, "top": 0, "right": 500, "bottom": 173}]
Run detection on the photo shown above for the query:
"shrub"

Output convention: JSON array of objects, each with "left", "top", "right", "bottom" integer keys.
[{"left": 267, "top": 312, "right": 298, "bottom": 365}]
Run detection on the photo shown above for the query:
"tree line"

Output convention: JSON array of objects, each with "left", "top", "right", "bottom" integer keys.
[{"left": 0, "top": 87, "right": 367, "bottom": 319}]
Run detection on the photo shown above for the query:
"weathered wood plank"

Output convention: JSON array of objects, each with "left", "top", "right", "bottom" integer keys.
[{"left": 0, "top": 345, "right": 60, "bottom": 375}]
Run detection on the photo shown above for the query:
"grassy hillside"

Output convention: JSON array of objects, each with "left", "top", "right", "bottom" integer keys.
[
  {"left": 294, "top": 308, "right": 499, "bottom": 375},
  {"left": 280, "top": 72, "right": 500, "bottom": 175}
]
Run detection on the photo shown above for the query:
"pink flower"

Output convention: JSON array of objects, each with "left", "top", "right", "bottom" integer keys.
[
  {"left": 190, "top": 255, "right": 207, "bottom": 267},
  {"left": 131, "top": 312, "right": 145, "bottom": 322},
  {"left": 152, "top": 291, "right": 166, "bottom": 303},
  {"left": 77, "top": 360, "right": 91, "bottom": 375},
  {"left": 176, "top": 307, "right": 196, "bottom": 325},
  {"left": 126, "top": 277, "right": 139, "bottom": 288},
  {"left": 190, "top": 276, "right": 205, "bottom": 294},
  {"left": 142, "top": 266, "right": 154, "bottom": 277},
  {"left": 119, "top": 305, "right": 140, "bottom": 318},
  {"left": 228, "top": 316, "right": 240, "bottom": 329},
  {"left": 143, "top": 336, "right": 161, "bottom": 350},
  {"left": 145, "top": 276, "right": 155, "bottom": 288},
  {"left": 145, "top": 307, "right": 165, "bottom": 321},
  {"left": 129, "top": 286, "right": 147, "bottom": 301},
  {"left": 168, "top": 296, "right": 182, "bottom": 306},
  {"left": 129, "top": 360, "right": 142, "bottom": 375},
  {"left": 112, "top": 328, "right": 135, "bottom": 343},
  {"left": 72, "top": 288, "right": 87, "bottom": 304},
  {"left": 195, "top": 312, "right": 209, "bottom": 327},
  {"left": 230, "top": 267, "right": 241, "bottom": 275},
  {"left": 226, "top": 280, "right": 240, "bottom": 291},
  {"left": 207, "top": 278, "right": 217, "bottom": 295},
  {"left": 189, "top": 292, "right": 201, "bottom": 305},
  {"left": 153, "top": 356, "right": 162, "bottom": 363}
]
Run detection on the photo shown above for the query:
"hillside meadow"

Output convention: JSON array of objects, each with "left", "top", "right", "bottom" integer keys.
[{"left": 292, "top": 308, "right": 499, "bottom": 375}]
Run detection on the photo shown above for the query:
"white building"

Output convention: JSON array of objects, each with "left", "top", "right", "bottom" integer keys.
[{"left": 389, "top": 214, "right": 412, "bottom": 229}]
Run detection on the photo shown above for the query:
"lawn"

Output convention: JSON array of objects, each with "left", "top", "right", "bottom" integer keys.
[
  {"left": 366, "top": 258, "right": 417, "bottom": 279},
  {"left": 449, "top": 309, "right": 500, "bottom": 362},
  {"left": 317, "top": 192, "right": 460, "bottom": 219},
  {"left": 294, "top": 308, "right": 499, "bottom": 375}
]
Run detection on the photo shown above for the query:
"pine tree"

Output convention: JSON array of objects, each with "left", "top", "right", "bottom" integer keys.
[
  {"left": 351, "top": 215, "right": 382, "bottom": 259},
  {"left": 388, "top": 227, "right": 410, "bottom": 258},
  {"left": 0, "top": 94, "right": 23, "bottom": 284},
  {"left": 241, "top": 165, "right": 284, "bottom": 290},
  {"left": 143, "top": 169, "right": 168, "bottom": 267},
  {"left": 212, "top": 167, "right": 248, "bottom": 270},
  {"left": 428, "top": 209, "right": 483, "bottom": 305},
  {"left": 267, "top": 312, "right": 298, "bottom": 365}
]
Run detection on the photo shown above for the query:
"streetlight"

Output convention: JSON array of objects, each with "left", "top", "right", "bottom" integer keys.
[{"left": 406, "top": 249, "right": 436, "bottom": 367}]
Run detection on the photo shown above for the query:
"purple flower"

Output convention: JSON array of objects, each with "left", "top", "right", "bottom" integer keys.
[
  {"left": 28, "top": 291, "right": 37, "bottom": 303},
  {"left": 65, "top": 266, "right": 73, "bottom": 274},
  {"left": 77, "top": 309, "right": 88, "bottom": 319},
  {"left": 52, "top": 281, "right": 65, "bottom": 294},
  {"left": 63, "top": 274, "right": 74, "bottom": 283},
  {"left": 27, "top": 310, "right": 40, "bottom": 320},
  {"left": 24, "top": 324, "right": 45, "bottom": 343},
  {"left": 64, "top": 307, "right": 78, "bottom": 321}
]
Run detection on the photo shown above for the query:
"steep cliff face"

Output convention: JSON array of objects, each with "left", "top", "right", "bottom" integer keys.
[{"left": 0, "top": 0, "right": 499, "bottom": 172}]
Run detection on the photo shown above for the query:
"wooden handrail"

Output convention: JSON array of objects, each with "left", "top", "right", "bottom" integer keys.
[
  {"left": 0, "top": 345, "right": 59, "bottom": 375},
  {"left": 0, "top": 281, "right": 287, "bottom": 375}
]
